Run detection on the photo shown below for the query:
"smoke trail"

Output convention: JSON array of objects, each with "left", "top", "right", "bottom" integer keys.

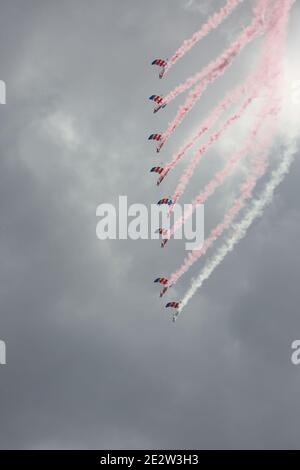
[
  {"left": 165, "top": 0, "right": 267, "bottom": 103},
  {"left": 166, "top": 101, "right": 275, "bottom": 241},
  {"left": 167, "top": 0, "right": 294, "bottom": 305},
  {"left": 160, "top": 3, "right": 283, "bottom": 187},
  {"left": 158, "top": 71, "right": 263, "bottom": 185},
  {"left": 166, "top": 0, "right": 292, "bottom": 238},
  {"left": 167, "top": 0, "right": 292, "bottom": 287},
  {"left": 168, "top": 124, "right": 276, "bottom": 286},
  {"left": 171, "top": 89, "right": 262, "bottom": 206},
  {"left": 177, "top": 137, "right": 299, "bottom": 317},
  {"left": 159, "top": 0, "right": 269, "bottom": 151},
  {"left": 165, "top": 0, "right": 244, "bottom": 75}
]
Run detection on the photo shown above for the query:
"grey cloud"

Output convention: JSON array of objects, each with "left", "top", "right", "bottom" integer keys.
[{"left": 0, "top": 0, "right": 299, "bottom": 450}]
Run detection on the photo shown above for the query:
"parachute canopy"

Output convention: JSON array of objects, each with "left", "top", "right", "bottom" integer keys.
[
  {"left": 148, "top": 133, "right": 162, "bottom": 141},
  {"left": 157, "top": 198, "right": 173, "bottom": 206},
  {"left": 149, "top": 95, "right": 167, "bottom": 113},
  {"left": 154, "top": 277, "right": 168, "bottom": 285},
  {"left": 151, "top": 59, "right": 167, "bottom": 67},
  {"left": 150, "top": 166, "right": 164, "bottom": 174},
  {"left": 166, "top": 302, "right": 181, "bottom": 309},
  {"left": 156, "top": 228, "right": 169, "bottom": 236},
  {"left": 149, "top": 94, "right": 163, "bottom": 104},
  {"left": 151, "top": 59, "right": 167, "bottom": 79}
]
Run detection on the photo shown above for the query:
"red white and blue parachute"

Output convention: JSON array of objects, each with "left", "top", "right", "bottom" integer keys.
[
  {"left": 166, "top": 301, "right": 180, "bottom": 309},
  {"left": 150, "top": 166, "right": 164, "bottom": 175},
  {"left": 148, "top": 134, "right": 164, "bottom": 153},
  {"left": 154, "top": 277, "right": 169, "bottom": 285},
  {"left": 148, "top": 134, "right": 165, "bottom": 153},
  {"left": 151, "top": 59, "right": 167, "bottom": 67},
  {"left": 151, "top": 59, "right": 168, "bottom": 79},
  {"left": 157, "top": 198, "right": 173, "bottom": 206},
  {"left": 154, "top": 277, "right": 171, "bottom": 298},
  {"left": 166, "top": 302, "right": 181, "bottom": 309},
  {"left": 148, "top": 133, "right": 162, "bottom": 142},
  {"left": 156, "top": 168, "right": 169, "bottom": 186},
  {"left": 149, "top": 95, "right": 167, "bottom": 113},
  {"left": 156, "top": 228, "right": 169, "bottom": 236},
  {"left": 149, "top": 95, "right": 164, "bottom": 104}
]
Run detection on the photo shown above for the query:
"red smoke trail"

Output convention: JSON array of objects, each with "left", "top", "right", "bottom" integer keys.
[
  {"left": 170, "top": 91, "right": 261, "bottom": 206},
  {"left": 166, "top": 0, "right": 293, "bottom": 289},
  {"left": 168, "top": 126, "right": 275, "bottom": 286},
  {"left": 166, "top": 103, "right": 275, "bottom": 241},
  {"left": 165, "top": 0, "right": 267, "bottom": 103},
  {"left": 170, "top": 66, "right": 282, "bottom": 206},
  {"left": 158, "top": 0, "right": 269, "bottom": 151},
  {"left": 158, "top": 76, "right": 253, "bottom": 186},
  {"left": 165, "top": 0, "right": 244, "bottom": 75},
  {"left": 166, "top": 0, "right": 290, "bottom": 236}
]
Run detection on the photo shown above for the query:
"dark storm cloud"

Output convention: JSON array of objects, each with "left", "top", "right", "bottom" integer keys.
[{"left": 0, "top": 0, "right": 300, "bottom": 450}]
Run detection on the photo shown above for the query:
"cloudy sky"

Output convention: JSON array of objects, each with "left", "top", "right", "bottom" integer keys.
[{"left": 0, "top": 0, "right": 300, "bottom": 450}]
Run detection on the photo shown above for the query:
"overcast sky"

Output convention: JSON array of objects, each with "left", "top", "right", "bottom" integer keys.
[{"left": 0, "top": 0, "right": 300, "bottom": 450}]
